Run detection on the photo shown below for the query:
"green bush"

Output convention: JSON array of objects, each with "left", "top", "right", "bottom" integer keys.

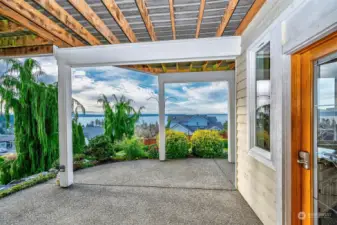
[
  {"left": 222, "top": 139, "right": 228, "bottom": 149},
  {"left": 0, "top": 157, "right": 16, "bottom": 185},
  {"left": 85, "top": 135, "right": 115, "bottom": 161},
  {"left": 158, "top": 130, "right": 189, "bottom": 159},
  {"left": 73, "top": 121, "right": 86, "bottom": 154},
  {"left": 73, "top": 153, "right": 86, "bottom": 162},
  {"left": 147, "top": 144, "right": 159, "bottom": 159},
  {"left": 191, "top": 130, "right": 224, "bottom": 158},
  {"left": 115, "top": 137, "right": 146, "bottom": 160}
]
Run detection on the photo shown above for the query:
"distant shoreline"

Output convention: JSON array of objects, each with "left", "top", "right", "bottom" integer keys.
[{"left": 77, "top": 113, "right": 228, "bottom": 117}]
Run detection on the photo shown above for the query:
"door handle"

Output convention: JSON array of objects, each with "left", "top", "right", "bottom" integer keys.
[{"left": 297, "top": 151, "right": 310, "bottom": 170}]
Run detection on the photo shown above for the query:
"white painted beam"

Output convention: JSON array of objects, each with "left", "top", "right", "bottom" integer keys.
[
  {"left": 54, "top": 36, "right": 241, "bottom": 67},
  {"left": 57, "top": 60, "right": 73, "bottom": 187}
]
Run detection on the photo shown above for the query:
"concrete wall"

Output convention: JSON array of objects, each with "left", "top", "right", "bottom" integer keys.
[{"left": 235, "top": 0, "right": 294, "bottom": 224}]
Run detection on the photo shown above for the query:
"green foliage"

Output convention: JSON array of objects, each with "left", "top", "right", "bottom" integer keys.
[
  {"left": 0, "top": 59, "right": 86, "bottom": 184},
  {"left": 115, "top": 137, "right": 146, "bottom": 160},
  {"left": 0, "top": 59, "right": 59, "bottom": 180},
  {"left": 222, "top": 139, "right": 228, "bottom": 149},
  {"left": 159, "top": 130, "right": 189, "bottom": 159},
  {"left": 0, "top": 157, "right": 15, "bottom": 184},
  {"left": 85, "top": 135, "right": 115, "bottom": 161},
  {"left": 98, "top": 94, "right": 144, "bottom": 143},
  {"left": 0, "top": 173, "right": 56, "bottom": 199},
  {"left": 73, "top": 153, "right": 86, "bottom": 162},
  {"left": 147, "top": 144, "right": 159, "bottom": 159},
  {"left": 72, "top": 120, "right": 85, "bottom": 154},
  {"left": 191, "top": 130, "right": 224, "bottom": 158}
]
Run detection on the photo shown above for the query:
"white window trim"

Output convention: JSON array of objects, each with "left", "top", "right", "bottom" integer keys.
[{"left": 247, "top": 32, "right": 276, "bottom": 171}]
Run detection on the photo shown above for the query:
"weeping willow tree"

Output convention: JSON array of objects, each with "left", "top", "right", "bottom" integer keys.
[
  {"left": 0, "top": 59, "right": 59, "bottom": 179},
  {"left": 98, "top": 94, "right": 144, "bottom": 143},
  {"left": 0, "top": 59, "right": 86, "bottom": 183}
]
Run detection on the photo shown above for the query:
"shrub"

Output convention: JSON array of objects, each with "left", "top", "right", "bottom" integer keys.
[
  {"left": 222, "top": 139, "right": 228, "bottom": 149},
  {"left": 73, "top": 153, "right": 86, "bottom": 162},
  {"left": 73, "top": 121, "right": 86, "bottom": 154},
  {"left": 85, "top": 135, "right": 115, "bottom": 161},
  {"left": 191, "top": 130, "right": 224, "bottom": 158},
  {"left": 0, "top": 157, "right": 15, "bottom": 185},
  {"left": 147, "top": 144, "right": 159, "bottom": 159},
  {"left": 158, "top": 130, "right": 189, "bottom": 159},
  {"left": 115, "top": 137, "right": 146, "bottom": 160}
]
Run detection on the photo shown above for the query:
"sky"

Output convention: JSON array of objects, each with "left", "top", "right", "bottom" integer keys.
[{"left": 0, "top": 56, "right": 228, "bottom": 114}]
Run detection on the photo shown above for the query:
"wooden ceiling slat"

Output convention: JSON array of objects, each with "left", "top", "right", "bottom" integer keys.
[
  {"left": 1, "top": 0, "right": 84, "bottom": 47},
  {"left": 0, "top": 3, "right": 67, "bottom": 47},
  {"left": 168, "top": 0, "right": 176, "bottom": 40},
  {"left": 0, "top": 45, "right": 53, "bottom": 57},
  {"left": 0, "top": 20, "right": 25, "bottom": 34},
  {"left": 195, "top": 0, "right": 206, "bottom": 38},
  {"left": 216, "top": 0, "right": 239, "bottom": 37},
  {"left": 67, "top": 0, "right": 120, "bottom": 44},
  {"left": 33, "top": 0, "right": 101, "bottom": 45},
  {"left": 103, "top": 0, "right": 138, "bottom": 42},
  {"left": 0, "top": 35, "right": 52, "bottom": 48},
  {"left": 135, "top": 0, "right": 157, "bottom": 41},
  {"left": 235, "top": 0, "right": 266, "bottom": 35}
]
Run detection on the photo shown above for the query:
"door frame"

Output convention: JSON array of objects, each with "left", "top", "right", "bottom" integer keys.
[{"left": 291, "top": 31, "right": 337, "bottom": 225}]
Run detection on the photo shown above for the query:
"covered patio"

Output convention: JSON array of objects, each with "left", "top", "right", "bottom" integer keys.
[{"left": 0, "top": 159, "right": 262, "bottom": 225}]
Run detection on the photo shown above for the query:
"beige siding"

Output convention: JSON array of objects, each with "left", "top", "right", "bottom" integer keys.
[{"left": 235, "top": 0, "right": 294, "bottom": 225}]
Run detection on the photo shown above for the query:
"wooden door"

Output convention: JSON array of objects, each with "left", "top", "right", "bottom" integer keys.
[{"left": 292, "top": 32, "right": 337, "bottom": 225}]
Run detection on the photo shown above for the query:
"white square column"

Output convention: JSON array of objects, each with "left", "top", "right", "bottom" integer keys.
[
  {"left": 158, "top": 76, "right": 166, "bottom": 161},
  {"left": 227, "top": 78, "right": 236, "bottom": 163},
  {"left": 57, "top": 61, "right": 73, "bottom": 187}
]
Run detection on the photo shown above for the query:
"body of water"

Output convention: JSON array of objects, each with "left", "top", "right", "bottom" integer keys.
[{"left": 78, "top": 114, "right": 228, "bottom": 127}]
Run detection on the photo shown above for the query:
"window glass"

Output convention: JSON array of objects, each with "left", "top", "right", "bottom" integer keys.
[{"left": 255, "top": 43, "right": 271, "bottom": 151}]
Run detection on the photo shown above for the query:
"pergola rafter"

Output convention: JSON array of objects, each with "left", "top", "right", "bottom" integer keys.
[
  {"left": 0, "top": 3, "right": 67, "bottom": 47},
  {"left": 195, "top": 0, "right": 206, "bottom": 38},
  {"left": 67, "top": 0, "right": 120, "bottom": 44},
  {"left": 136, "top": 0, "right": 157, "bottom": 41},
  {"left": 2, "top": 0, "right": 84, "bottom": 47},
  {"left": 102, "top": 0, "right": 138, "bottom": 42},
  {"left": 0, "top": 35, "right": 51, "bottom": 48},
  {"left": 33, "top": 0, "right": 101, "bottom": 46},
  {"left": 0, "top": 19, "right": 25, "bottom": 34},
  {"left": 216, "top": 0, "right": 240, "bottom": 37}
]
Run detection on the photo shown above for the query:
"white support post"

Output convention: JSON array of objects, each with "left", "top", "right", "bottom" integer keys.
[
  {"left": 227, "top": 79, "right": 236, "bottom": 163},
  {"left": 57, "top": 61, "right": 73, "bottom": 187},
  {"left": 158, "top": 77, "right": 166, "bottom": 161}
]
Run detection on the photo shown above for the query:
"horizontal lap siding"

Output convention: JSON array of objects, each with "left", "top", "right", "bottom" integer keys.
[
  {"left": 235, "top": 1, "right": 294, "bottom": 224},
  {"left": 236, "top": 52, "right": 277, "bottom": 225}
]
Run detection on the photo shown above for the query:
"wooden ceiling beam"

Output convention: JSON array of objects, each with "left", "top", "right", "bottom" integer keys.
[
  {"left": 235, "top": 0, "right": 266, "bottom": 35},
  {"left": 0, "top": 45, "right": 53, "bottom": 57},
  {"left": 0, "top": 3, "right": 67, "bottom": 47},
  {"left": 135, "top": 0, "right": 157, "bottom": 41},
  {"left": 168, "top": 0, "right": 176, "bottom": 40},
  {"left": 216, "top": 0, "right": 239, "bottom": 37},
  {"left": 189, "top": 62, "right": 193, "bottom": 72},
  {"left": 68, "top": 0, "right": 119, "bottom": 44},
  {"left": 2, "top": 0, "right": 84, "bottom": 47},
  {"left": 0, "top": 35, "right": 52, "bottom": 48},
  {"left": 0, "top": 20, "right": 26, "bottom": 34},
  {"left": 103, "top": 0, "right": 137, "bottom": 42},
  {"left": 195, "top": 0, "right": 206, "bottom": 38},
  {"left": 33, "top": 0, "right": 100, "bottom": 45}
]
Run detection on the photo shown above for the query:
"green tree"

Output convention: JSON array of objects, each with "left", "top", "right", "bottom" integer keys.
[
  {"left": 0, "top": 59, "right": 59, "bottom": 179},
  {"left": 98, "top": 94, "right": 144, "bottom": 143},
  {"left": 72, "top": 99, "right": 86, "bottom": 154}
]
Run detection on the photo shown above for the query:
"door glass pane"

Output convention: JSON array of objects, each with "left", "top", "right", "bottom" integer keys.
[
  {"left": 316, "top": 56, "right": 337, "bottom": 224},
  {"left": 255, "top": 43, "right": 271, "bottom": 151}
]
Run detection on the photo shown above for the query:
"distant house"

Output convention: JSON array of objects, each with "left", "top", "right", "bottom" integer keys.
[{"left": 168, "top": 115, "right": 223, "bottom": 135}]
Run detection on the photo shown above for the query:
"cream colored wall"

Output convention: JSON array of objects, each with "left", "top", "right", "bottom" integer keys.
[{"left": 235, "top": 0, "right": 294, "bottom": 224}]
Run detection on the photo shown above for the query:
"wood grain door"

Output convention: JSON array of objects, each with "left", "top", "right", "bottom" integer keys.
[{"left": 292, "top": 32, "right": 337, "bottom": 225}]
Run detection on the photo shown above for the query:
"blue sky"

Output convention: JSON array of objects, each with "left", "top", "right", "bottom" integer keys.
[{"left": 0, "top": 56, "right": 228, "bottom": 114}]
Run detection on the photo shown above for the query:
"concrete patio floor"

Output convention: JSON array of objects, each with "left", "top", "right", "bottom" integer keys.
[{"left": 0, "top": 158, "right": 262, "bottom": 225}]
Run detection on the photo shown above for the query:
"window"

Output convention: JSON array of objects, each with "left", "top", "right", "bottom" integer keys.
[
  {"left": 247, "top": 33, "right": 275, "bottom": 170},
  {"left": 255, "top": 43, "right": 271, "bottom": 151}
]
